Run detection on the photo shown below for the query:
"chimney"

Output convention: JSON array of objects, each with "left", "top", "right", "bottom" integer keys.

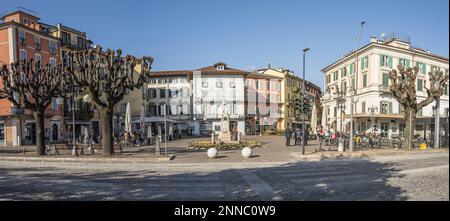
[{"left": 370, "top": 36, "right": 377, "bottom": 43}]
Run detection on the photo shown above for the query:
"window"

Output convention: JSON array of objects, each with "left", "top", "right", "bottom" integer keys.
[
  {"left": 416, "top": 62, "right": 426, "bottom": 74},
  {"left": 334, "top": 107, "right": 337, "bottom": 117},
  {"left": 35, "top": 54, "right": 41, "bottom": 63},
  {"left": 216, "top": 65, "right": 224, "bottom": 71},
  {"left": 149, "top": 79, "right": 156, "bottom": 84},
  {"left": 445, "top": 84, "right": 448, "bottom": 96},
  {"left": 360, "top": 56, "right": 368, "bottom": 71},
  {"left": 61, "top": 32, "right": 70, "bottom": 45},
  {"left": 380, "top": 101, "right": 389, "bottom": 114},
  {"left": 349, "top": 63, "right": 355, "bottom": 75},
  {"left": 49, "top": 41, "right": 57, "bottom": 55},
  {"left": 341, "top": 67, "right": 347, "bottom": 77},
  {"left": 382, "top": 73, "right": 389, "bottom": 89},
  {"left": 431, "top": 65, "right": 440, "bottom": 73},
  {"left": 417, "top": 79, "right": 423, "bottom": 92},
  {"left": 159, "top": 88, "right": 166, "bottom": 98},
  {"left": 399, "top": 58, "right": 410, "bottom": 68},
  {"left": 34, "top": 35, "right": 41, "bottom": 50},
  {"left": 326, "top": 75, "right": 331, "bottom": 84},
  {"left": 147, "top": 103, "right": 157, "bottom": 116},
  {"left": 399, "top": 103, "right": 405, "bottom": 113},
  {"left": 380, "top": 55, "right": 392, "bottom": 68},
  {"left": 361, "top": 101, "right": 366, "bottom": 113},
  {"left": 49, "top": 58, "right": 56, "bottom": 67},
  {"left": 19, "top": 49, "right": 27, "bottom": 61},
  {"left": 120, "top": 103, "right": 127, "bottom": 114},
  {"left": 77, "top": 37, "right": 85, "bottom": 49},
  {"left": 363, "top": 74, "right": 367, "bottom": 87},
  {"left": 202, "top": 81, "right": 208, "bottom": 88},
  {"left": 19, "top": 31, "right": 26, "bottom": 43},
  {"left": 333, "top": 71, "right": 338, "bottom": 81},
  {"left": 51, "top": 98, "right": 58, "bottom": 111},
  {"left": 216, "top": 80, "right": 223, "bottom": 88},
  {"left": 417, "top": 109, "right": 423, "bottom": 117},
  {"left": 148, "top": 88, "right": 156, "bottom": 98}
]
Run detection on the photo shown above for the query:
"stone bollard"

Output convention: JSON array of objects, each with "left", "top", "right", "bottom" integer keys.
[
  {"left": 241, "top": 147, "right": 252, "bottom": 158},
  {"left": 211, "top": 133, "right": 215, "bottom": 145},
  {"left": 207, "top": 147, "right": 218, "bottom": 158}
]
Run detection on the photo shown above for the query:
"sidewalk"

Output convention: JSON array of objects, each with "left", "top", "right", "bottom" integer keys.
[{"left": 0, "top": 136, "right": 447, "bottom": 164}]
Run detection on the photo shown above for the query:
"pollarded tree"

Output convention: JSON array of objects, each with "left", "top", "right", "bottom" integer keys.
[
  {"left": 0, "top": 60, "right": 65, "bottom": 155},
  {"left": 388, "top": 65, "right": 448, "bottom": 150},
  {"left": 64, "top": 46, "right": 152, "bottom": 155}
]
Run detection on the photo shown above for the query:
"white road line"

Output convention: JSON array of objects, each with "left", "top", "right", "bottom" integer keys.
[{"left": 236, "top": 169, "right": 283, "bottom": 201}]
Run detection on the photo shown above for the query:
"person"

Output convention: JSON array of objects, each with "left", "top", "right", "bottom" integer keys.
[
  {"left": 285, "top": 128, "right": 292, "bottom": 147},
  {"left": 304, "top": 128, "right": 310, "bottom": 146},
  {"left": 295, "top": 128, "right": 301, "bottom": 145}
]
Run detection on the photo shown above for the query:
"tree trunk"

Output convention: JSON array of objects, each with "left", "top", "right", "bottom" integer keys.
[
  {"left": 404, "top": 107, "right": 417, "bottom": 151},
  {"left": 100, "top": 108, "right": 114, "bottom": 155},
  {"left": 34, "top": 110, "right": 46, "bottom": 156}
]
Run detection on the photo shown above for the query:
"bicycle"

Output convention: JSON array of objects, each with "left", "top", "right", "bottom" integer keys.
[{"left": 45, "top": 144, "right": 60, "bottom": 155}]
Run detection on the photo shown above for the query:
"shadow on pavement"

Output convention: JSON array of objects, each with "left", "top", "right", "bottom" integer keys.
[{"left": 0, "top": 157, "right": 409, "bottom": 201}]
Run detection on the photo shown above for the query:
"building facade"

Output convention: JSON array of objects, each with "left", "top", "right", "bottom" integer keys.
[
  {"left": 321, "top": 34, "right": 449, "bottom": 140},
  {"left": 0, "top": 10, "right": 63, "bottom": 146},
  {"left": 257, "top": 67, "right": 322, "bottom": 131},
  {"left": 244, "top": 71, "right": 283, "bottom": 135}
]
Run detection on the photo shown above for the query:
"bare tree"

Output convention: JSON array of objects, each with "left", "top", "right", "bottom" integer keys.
[
  {"left": 0, "top": 60, "right": 65, "bottom": 155},
  {"left": 388, "top": 65, "right": 448, "bottom": 150},
  {"left": 64, "top": 46, "right": 152, "bottom": 155}
]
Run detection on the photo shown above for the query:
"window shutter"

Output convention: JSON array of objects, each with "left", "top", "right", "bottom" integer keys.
[
  {"left": 380, "top": 101, "right": 383, "bottom": 113},
  {"left": 422, "top": 64, "right": 426, "bottom": 74},
  {"left": 389, "top": 102, "right": 393, "bottom": 114},
  {"left": 380, "top": 55, "right": 384, "bottom": 67},
  {"left": 406, "top": 59, "right": 410, "bottom": 68},
  {"left": 388, "top": 56, "right": 393, "bottom": 68}
]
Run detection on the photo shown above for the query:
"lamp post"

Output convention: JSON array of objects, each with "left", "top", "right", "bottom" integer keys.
[
  {"left": 301, "top": 48, "right": 310, "bottom": 155},
  {"left": 349, "top": 21, "right": 365, "bottom": 152}
]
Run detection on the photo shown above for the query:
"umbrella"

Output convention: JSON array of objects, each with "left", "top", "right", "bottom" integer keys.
[{"left": 125, "top": 102, "right": 132, "bottom": 133}]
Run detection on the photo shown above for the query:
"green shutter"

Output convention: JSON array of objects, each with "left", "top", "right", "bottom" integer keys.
[
  {"left": 388, "top": 56, "right": 393, "bottom": 68},
  {"left": 380, "top": 55, "right": 385, "bottom": 67},
  {"left": 389, "top": 102, "right": 393, "bottom": 114},
  {"left": 417, "top": 79, "right": 423, "bottom": 91},
  {"left": 422, "top": 64, "right": 426, "bottom": 74},
  {"left": 406, "top": 59, "right": 410, "bottom": 68},
  {"left": 382, "top": 73, "right": 389, "bottom": 87}
]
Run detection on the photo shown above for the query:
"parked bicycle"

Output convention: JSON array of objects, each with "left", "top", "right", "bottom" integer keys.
[{"left": 45, "top": 144, "right": 60, "bottom": 155}]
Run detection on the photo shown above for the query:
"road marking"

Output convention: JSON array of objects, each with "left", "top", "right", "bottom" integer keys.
[{"left": 236, "top": 169, "right": 283, "bottom": 201}]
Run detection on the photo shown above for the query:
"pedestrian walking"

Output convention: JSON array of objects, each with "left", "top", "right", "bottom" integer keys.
[
  {"left": 285, "top": 128, "right": 292, "bottom": 147},
  {"left": 295, "top": 128, "right": 301, "bottom": 145}
]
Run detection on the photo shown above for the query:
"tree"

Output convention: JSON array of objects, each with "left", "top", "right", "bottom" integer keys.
[
  {"left": 0, "top": 60, "right": 65, "bottom": 155},
  {"left": 64, "top": 46, "right": 152, "bottom": 155},
  {"left": 388, "top": 65, "right": 448, "bottom": 150}
]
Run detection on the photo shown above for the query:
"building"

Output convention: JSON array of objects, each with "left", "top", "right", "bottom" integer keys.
[
  {"left": 192, "top": 62, "right": 247, "bottom": 136},
  {"left": 321, "top": 34, "right": 449, "bottom": 140},
  {"left": 244, "top": 71, "right": 283, "bottom": 135},
  {"left": 142, "top": 70, "right": 193, "bottom": 137},
  {"left": 256, "top": 67, "right": 322, "bottom": 131},
  {"left": 0, "top": 9, "right": 63, "bottom": 146}
]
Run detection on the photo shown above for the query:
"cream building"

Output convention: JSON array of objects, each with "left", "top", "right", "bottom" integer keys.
[{"left": 321, "top": 34, "right": 449, "bottom": 141}]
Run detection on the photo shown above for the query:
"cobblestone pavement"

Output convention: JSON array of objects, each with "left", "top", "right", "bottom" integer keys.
[{"left": 0, "top": 152, "right": 447, "bottom": 201}]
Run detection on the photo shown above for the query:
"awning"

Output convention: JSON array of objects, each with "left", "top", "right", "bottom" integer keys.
[
  {"left": 64, "top": 120, "right": 91, "bottom": 125},
  {"left": 132, "top": 117, "right": 177, "bottom": 123}
]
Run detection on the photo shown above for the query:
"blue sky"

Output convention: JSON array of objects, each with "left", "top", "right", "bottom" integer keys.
[{"left": 2, "top": 0, "right": 449, "bottom": 88}]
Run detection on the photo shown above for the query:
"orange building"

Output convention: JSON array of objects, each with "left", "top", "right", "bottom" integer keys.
[{"left": 0, "top": 10, "right": 63, "bottom": 146}]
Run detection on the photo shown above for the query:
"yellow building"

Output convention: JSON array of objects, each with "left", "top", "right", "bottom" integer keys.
[{"left": 257, "top": 67, "right": 322, "bottom": 130}]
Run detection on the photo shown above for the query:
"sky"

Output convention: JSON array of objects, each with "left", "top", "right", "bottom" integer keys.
[{"left": 2, "top": 0, "right": 449, "bottom": 88}]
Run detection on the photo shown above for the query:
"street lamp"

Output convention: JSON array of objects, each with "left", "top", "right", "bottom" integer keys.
[
  {"left": 349, "top": 21, "right": 365, "bottom": 152},
  {"left": 301, "top": 48, "right": 310, "bottom": 155}
]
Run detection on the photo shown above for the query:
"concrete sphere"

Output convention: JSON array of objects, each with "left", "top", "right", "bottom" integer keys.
[
  {"left": 207, "top": 148, "right": 218, "bottom": 158},
  {"left": 241, "top": 147, "right": 252, "bottom": 158}
]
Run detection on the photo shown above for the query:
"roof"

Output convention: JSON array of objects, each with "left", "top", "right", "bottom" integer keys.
[
  {"left": 321, "top": 41, "right": 449, "bottom": 72},
  {"left": 0, "top": 21, "right": 60, "bottom": 41},
  {"left": 246, "top": 71, "right": 283, "bottom": 79},
  {"left": 149, "top": 70, "right": 193, "bottom": 77},
  {"left": 1, "top": 10, "right": 40, "bottom": 20},
  {"left": 56, "top": 23, "right": 86, "bottom": 36},
  {"left": 195, "top": 63, "right": 248, "bottom": 74}
]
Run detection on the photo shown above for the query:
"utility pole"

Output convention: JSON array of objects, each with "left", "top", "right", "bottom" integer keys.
[
  {"left": 301, "top": 48, "right": 310, "bottom": 155},
  {"left": 349, "top": 21, "right": 365, "bottom": 152},
  {"left": 435, "top": 98, "right": 440, "bottom": 149}
]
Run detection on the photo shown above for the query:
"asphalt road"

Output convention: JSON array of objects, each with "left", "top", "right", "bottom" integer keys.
[{"left": 0, "top": 152, "right": 448, "bottom": 201}]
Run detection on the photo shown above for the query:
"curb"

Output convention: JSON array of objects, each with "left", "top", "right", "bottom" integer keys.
[
  {"left": 291, "top": 150, "right": 449, "bottom": 160},
  {"left": 0, "top": 154, "right": 175, "bottom": 163}
]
